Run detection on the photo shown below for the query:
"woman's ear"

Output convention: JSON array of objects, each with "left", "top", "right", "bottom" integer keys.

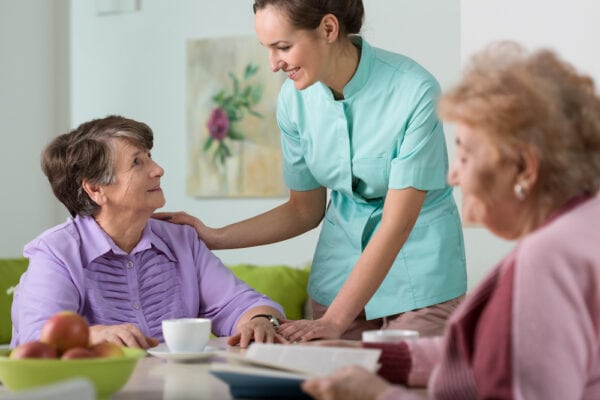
[
  {"left": 319, "top": 14, "right": 340, "bottom": 43},
  {"left": 82, "top": 179, "right": 106, "bottom": 206},
  {"left": 515, "top": 145, "right": 539, "bottom": 192}
]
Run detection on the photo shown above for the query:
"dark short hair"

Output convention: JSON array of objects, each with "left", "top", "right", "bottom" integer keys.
[
  {"left": 41, "top": 115, "right": 154, "bottom": 217},
  {"left": 253, "top": 0, "right": 364, "bottom": 37}
]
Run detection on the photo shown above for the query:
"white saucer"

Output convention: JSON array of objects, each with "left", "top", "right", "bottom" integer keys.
[{"left": 147, "top": 343, "right": 220, "bottom": 361}]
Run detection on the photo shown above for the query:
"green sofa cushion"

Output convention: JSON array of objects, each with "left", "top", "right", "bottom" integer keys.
[
  {"left": 0, "top": 258, "right": 29, "bottom": 344},
  {"left": 229, "top": 264, "right": 310, "bottom": 321}
]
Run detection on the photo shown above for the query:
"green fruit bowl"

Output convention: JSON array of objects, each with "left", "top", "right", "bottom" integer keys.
[{"left": 0, "top": 347, "right": 146, "bottom": 399}]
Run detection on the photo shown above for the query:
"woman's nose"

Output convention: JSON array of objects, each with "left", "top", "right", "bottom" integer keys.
[
  {"left": 269, "top": 51, "right": 281, "bottom": 72},
  {"left": 152, "top": 161, "right": 164, "bottom": 177}
]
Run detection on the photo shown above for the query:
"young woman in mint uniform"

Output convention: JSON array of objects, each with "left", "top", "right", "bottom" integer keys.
[{"left": 155, "top": 0, "right": 466, "bottom": 341}]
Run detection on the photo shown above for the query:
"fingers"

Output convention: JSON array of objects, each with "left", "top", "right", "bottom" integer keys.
[
  {"left": 243, "top": 323, "right": 271, "bottom": 348},
  {"left": 274, "top": 333, "right": 290, "bottom": 345},
  {"left": 301, "top": 377, "right": 336, "bottom": 400},
  {"left": 144, "top": 336, "right": 160, "bottom": 349},
  {"left": 255, "top": 323, "right": 276, "bottom": 344},
  {"left": 228, "top": 319, "right": 281, "bottom": 348},
  {"left": 227, "top": 333, "right": 242, "bottom": 347},
  {"left": 278, "top": 321, "right": 319, "bottom": 342},
  {"left": 90, "top": 324, "right": 153, "bottom": 349},
  {"left": 116, "top": 324, "right": 150, "bottom": 348}
]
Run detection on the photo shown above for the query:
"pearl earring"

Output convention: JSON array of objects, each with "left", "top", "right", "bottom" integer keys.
[{"left": 514, "top": 183, "right": 526, "bottom": 201}]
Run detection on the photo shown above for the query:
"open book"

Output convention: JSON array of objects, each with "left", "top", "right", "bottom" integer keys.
[{"left": 210, "top": 343, "right": 381, "bottom": 399}]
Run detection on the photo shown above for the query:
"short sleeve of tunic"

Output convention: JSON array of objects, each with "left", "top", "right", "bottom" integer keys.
[
  {"left": 388, "top": 78, "right": 448, "bottom": 191},
  {"left": 277, "top": 82, "right": 321, "bottom": 191}
]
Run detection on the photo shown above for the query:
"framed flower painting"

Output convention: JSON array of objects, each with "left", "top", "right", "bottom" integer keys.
[{"left": 186, "top": 36, "right": 287, "bottom": 197}]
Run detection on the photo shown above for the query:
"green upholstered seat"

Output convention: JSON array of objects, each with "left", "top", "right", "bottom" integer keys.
[
  {"left": 0, "top": 258, "right": 28, "bottom": 344},
  {"left": 229, "top": 264, "right": 310, "bottom": 321}
]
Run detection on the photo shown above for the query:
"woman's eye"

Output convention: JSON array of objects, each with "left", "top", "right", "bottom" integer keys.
[{"left": 278, "top": 46, "right": 290, "bottom": 51}]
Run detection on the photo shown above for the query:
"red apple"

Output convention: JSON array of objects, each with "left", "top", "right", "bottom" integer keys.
[
  {"left": 90, "top": 341, "right": 125, "bottom": 358},
  {"left": 40, "top": 311, "right": 89, "bottom": 354},
  {"left": 61, "top": 346, "right": 95, "bottom": 359},
  {"left": 10, "top": 341, "right": 58, "bottom": 359}
]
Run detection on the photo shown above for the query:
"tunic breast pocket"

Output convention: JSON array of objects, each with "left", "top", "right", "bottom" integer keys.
[{"left": 352, "top": 156, "right": 389, "bottom": 199}]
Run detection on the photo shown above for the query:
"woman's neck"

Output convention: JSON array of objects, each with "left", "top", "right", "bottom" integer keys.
[
  {"left": 92, "top": 211, "right": 148, "bottom": 253},
  {"left": 325, "top": 38, "right": 361, "bottom": 99},
  {"left": 512, "top": 194, "right": 581, "bottom": 239}
]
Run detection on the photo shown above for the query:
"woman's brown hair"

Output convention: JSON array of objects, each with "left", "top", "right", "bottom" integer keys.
[
  {"left": 253, "top": 0, "right": 364, "bottom": 37},
  {"left": 42, "top": 115, "right": 154, "bottom": 217}
]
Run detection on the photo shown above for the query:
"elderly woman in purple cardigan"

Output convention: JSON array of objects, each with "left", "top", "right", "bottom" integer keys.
[
  {"left": 11, "top": 115, "right": 285, "bottom": 349},
  {"left": 303, "top": 42, "right": 600, "bottom": 399}
]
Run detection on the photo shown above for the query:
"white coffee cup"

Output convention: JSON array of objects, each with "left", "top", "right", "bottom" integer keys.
[
  {"left": 162, "top": 318, "right": 211, "bottom": 353},
  {"left": 362, "top": 329, "right": 419, "bottom": 343}
]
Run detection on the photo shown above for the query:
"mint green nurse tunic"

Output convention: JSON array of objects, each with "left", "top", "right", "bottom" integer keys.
[{"left": 277, "top": 37, "right": 467, "bottom": 320}]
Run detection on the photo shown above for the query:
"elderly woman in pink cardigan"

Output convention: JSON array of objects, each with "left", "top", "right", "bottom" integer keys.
[{"left": 302, "top": 41, "right": 600, "bottom": 400}]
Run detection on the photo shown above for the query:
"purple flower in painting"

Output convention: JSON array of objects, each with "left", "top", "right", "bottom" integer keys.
[{"left": 206, "top": 107, "right": 230, "bottom": 141}]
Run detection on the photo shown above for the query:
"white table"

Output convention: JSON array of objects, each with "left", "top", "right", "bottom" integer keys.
[
  {"left": 114, "top": 338, "right": 236, "bottom": 400},
  {"left": 1, "top": 339, "right": 428, "bottom": 399}
]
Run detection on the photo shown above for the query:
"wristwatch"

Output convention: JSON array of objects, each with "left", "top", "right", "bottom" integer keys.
[{"left": 250, "top": 314, "right": 280, "bottom": 327}]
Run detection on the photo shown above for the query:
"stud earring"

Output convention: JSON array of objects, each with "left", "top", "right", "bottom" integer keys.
[{"left": 514, "top": 183, "right": 526, "bottom": 201}]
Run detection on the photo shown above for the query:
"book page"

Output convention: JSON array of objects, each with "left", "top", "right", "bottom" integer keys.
[
  {"left": 233, "top": 343, "right": 381, "bottom": 377},
  {"left": 210, "top": 362, "right": 308, "bottom": 380}
]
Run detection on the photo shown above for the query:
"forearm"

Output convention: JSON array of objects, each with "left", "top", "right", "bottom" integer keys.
[
  {"left": 363, "top": 336, "right": 444, "bottom": 387},
  {"left": 323, "top": 188, "right": 425, "bottom": 330},
  {"left": 211, "top": 187, "right": 326, "bottom": 249},
  {"left": 324, "top": 224, "right": 411, "bottom": 329}
]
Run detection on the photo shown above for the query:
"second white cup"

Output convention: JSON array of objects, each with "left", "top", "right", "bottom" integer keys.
[
  {"left": 362, "top": 329, "right": 419, "bottom": 343},
  {"left": 162, "top": 318, "right": 211, "bottom": 353}
]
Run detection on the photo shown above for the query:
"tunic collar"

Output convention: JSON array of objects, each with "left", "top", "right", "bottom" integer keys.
[
  {"left": 342, "top": 36, "right": 372, "bottom": 99},
  {"left": 315, "top": 36, "right": 373, "bottom": 100}
]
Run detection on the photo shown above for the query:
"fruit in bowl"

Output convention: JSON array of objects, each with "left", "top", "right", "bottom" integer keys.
[
  {"left": 1, "top": 311, "right": 146, "bottom": 399},
  {"left": 8, "top": 341, "right": 58, "bottom": 359},
  {"left": 0, "top": 346, "right": 145, "bottom": 399},
  {"left": 90, "top": 341, "right": 126, "bottom": 358},
  {"left": 39, "top": 311, "right": 90, "bottom": 354},
  {"left": 10, "top": 310, "right": 126, "bottom": 360}
]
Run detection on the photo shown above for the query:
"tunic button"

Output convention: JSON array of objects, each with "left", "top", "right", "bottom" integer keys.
[
  {"left": 126, "top": 261, "right": 133, "bottom": 269},
  {"left": 133, "top": 302, "right": 140, "bottom": 310}
]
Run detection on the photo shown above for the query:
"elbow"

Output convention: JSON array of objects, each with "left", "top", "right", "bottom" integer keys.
[{"left": 306, "top": 202, "right": 326, "bottom": 229}]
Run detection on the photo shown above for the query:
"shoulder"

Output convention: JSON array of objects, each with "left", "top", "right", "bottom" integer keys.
[
  {"left": 520, "top": 198, "right": 600, "bottom": 255},
  {"left": 366, "top": 41, "right": 440, "bottom": 94},
  {"left": 147, "top": 218, "right": 200, "bottom": 245},
  {"left": 516, "top": 197, "right": 600, "bottom": 280},
  {"left": 24, "top": 217, "right": 81, "bottom": 255}
]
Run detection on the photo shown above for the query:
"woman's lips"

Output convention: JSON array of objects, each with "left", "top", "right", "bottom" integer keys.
[{"left": 287, "top": 67, "right": 300, "bottom": 80}]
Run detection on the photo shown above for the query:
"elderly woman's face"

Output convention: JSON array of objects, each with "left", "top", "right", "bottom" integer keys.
[
  {"left": 100, "top": 138, "right": 165, "bottom": 216},
  {"left": 448, "top": 123, "right": 521, "bottom": 238}
]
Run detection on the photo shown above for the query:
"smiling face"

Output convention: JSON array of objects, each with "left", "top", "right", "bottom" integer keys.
[
  {"left": 254, "top": 5, "right": 330, "bottom": 90},
  {"left": 448, "top": 123, "right": 523, "bottom": 239},
  {"left": 98, "top": 138, "right": 165, "bottom": 219}
]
